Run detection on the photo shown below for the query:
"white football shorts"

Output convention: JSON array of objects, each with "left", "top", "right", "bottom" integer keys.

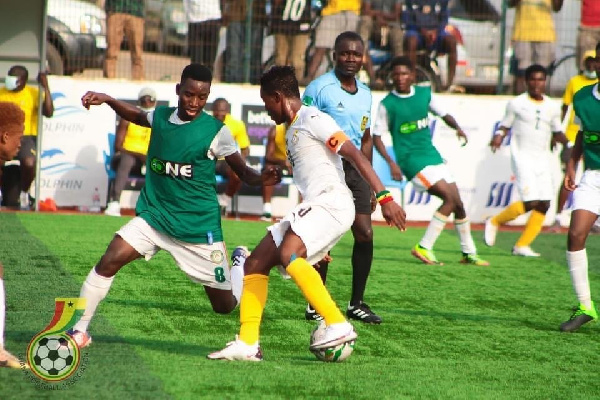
[
  {"left": 411, "top": 163, "right": 455, "bottom": 192},
  {"left": 268, "top": 191, "right": 355, "bottom": 274},
  {"left": 511, "top": 155, "right": 554, "bottom": 202},
  {"left": 572, "top": 169, "right": 600, "bottom": 215},
  {"left": 117, "top": 217, "right": 231, "bottom": 290}
]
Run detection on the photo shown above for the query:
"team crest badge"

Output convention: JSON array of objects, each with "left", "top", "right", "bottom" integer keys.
[{"left": 210, "top": 250, "right": 224, "bottom": 263}]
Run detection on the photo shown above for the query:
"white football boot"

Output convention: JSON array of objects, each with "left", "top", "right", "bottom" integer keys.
[
  {"left": 207, "top": 336, "right": 263, "bottom": 361},
  {"left": 512, "top": 246, "right": 541, "bottom": 257},
  {"left": 104, "top": 201, "right": 121, "bottom": 217},
  {"left": 309, "top": 321, "right": 357, "bottom": 350},
  {"left": 484, "top": 218, "right": 498, "bottom": 247}
]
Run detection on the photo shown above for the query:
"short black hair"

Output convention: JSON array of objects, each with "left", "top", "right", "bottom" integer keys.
[
  {"left": 390, "top": 56, "right": 414, "bottom": 71},
  {"left": 8, "top": 65, "right": 28, "bottom": 80},
  {"left": 260, "top": 65, "right": 300, "bottom": 98},
  {"left": 524, "top": 64, "right": 547, "bottom": 80},
  {"left": 180, "top": 64, "right": 212, "bottom": 84},
  {"left": 213, "top": 97, "right": 229, "bottom": 107},
  {"left": 334, "top": 31, "right": 364, "bottom": 51}
]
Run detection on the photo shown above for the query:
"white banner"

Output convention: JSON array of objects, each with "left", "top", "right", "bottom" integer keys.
[{"left": 41, "top": 77, "right": 567, "bottom": 224}]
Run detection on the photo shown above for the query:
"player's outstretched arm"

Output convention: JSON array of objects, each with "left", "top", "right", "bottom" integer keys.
[
  {"left": 565, "top": 131, "right": 583, "bottom": 191},
  {"left": 373, "top": 135, "right": 403, "bottom": 181},
  {"left": 338, "top": 141, "right": 406, "bottom": 230},
  {"left": 81, "top": 91, "right": 150, "bottom": 127},
  {"left": 441, "top": 114, "right": 468, "bottom": 146},
  {"left": 225, "top": 152, "right": 282, "bottom": 187}
]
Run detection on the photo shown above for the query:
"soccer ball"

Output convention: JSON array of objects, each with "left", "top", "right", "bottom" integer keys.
[
  {"left": 309, "top": 321, "right": 355, "bottom": 362},
  {"left": 32, "top": 335, "right": 76, "bottom": 377}
]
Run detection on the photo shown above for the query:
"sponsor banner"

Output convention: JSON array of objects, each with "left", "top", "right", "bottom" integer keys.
[{"left": 42, "top": 77, "right": 564, "bottom": 224}]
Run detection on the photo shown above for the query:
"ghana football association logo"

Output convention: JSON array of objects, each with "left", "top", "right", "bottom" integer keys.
[{"left": 26, "top": 298, "right": 88, "bottom": 385}]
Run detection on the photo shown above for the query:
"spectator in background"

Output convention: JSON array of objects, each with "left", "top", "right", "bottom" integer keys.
[
  {"left": 576, "top": 0, "right": 600, "bottom": 71},
  {"left": 402, "top": 0, "right": 459, "bottom": 92},
  {"left": 105, "top": 87, "right": 156, "bottom": 217},
  {"left": 302, "top": 0, "right": 361, "bottom": 85},
  {"left": 550, "top": 51, "right": 598, "bottom": 231},
  {"left": 261, "top": 124, "right": 290, "bottom": 221},
  {"left": 211, "top": 98, "right": 251, "bottom": 213},
  {"left": 223, "top": 0, "right": 266, "bottom": 84},
  {"left": 509, "top": 0, "right": 563, "bottom": 94},
  {"left": 0, "top": 66, "right": 54, "bottom": 210},
  {"left": 359, "top": 0, "right": 403, "bottom": 89},
  {"left": 103, "top": 0, "right": 145, "bottom": 80},
  {"left": 270, "top": 0, "right": 312, "bottom": 82},
  {"left": 184, "top": 0, "right": 221, "bottom": 70}
]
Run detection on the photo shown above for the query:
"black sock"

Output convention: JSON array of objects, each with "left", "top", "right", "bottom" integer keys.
[{"left": 350, "top": 240, "right": 373, "bottom": 306}]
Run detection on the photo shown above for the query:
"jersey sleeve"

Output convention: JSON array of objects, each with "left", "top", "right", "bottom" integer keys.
[
  {"left": 372, "top": 103, "right": 390, "bottom": 136},
  {"left": 306, "top": 110, "right": 349, "bottom": 153},
  {"left": 302, "top": 81, "right": 320, "bottom": 109},
  {"left": 146, "top": 110, "right": 154, "bottom": 125},
  {"left": 428, "top": 94, "right": 448, "bottom": 117},
  {"left": 550, "top": 107, "right": 563, "bottom": 132},
  {"left": 209, "top": 125, "right": 238, "bottom": 159},
  {"left": 499, "top": 99, "right": 516, "bottom": 128},
  {"left": 562, "top": 78, "right": 575, "bottom": 106},
  {"left": 236, "top": 121, "right": 251, "bottom": 149}
]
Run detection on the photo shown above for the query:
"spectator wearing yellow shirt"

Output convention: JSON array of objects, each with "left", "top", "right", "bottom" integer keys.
[
  {"left": 0, "top": 65, "right": 54, "bottom": 210},
  {"left": 509, "top": 0, "right": 564, "bottom": 94},
  {"left": 105, "top": 87, "right": 157, "bottom": 217},
  {"left": 302, "top": 0, "right": 361, "bottom": 85},
  {"left": 212, "top": 98, "right": 250, "bottom": 213},
  {"left": 551, "top": 51, "right": 598, "bottom": 231},
  {"left": 261, "top": 123, "right": 290, "bottom": 221}
]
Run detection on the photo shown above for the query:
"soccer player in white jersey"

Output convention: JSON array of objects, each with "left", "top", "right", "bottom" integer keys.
[
  {"left": 486, "top": 64, "right": 568, "bottom": 256},
  {"left": 208, "top": 66, "right": 406, "bottom": 361}
]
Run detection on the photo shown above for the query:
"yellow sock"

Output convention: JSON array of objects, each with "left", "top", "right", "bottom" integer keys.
[
  {"left": 239, "top": 274, "right": 269, "bottom": 345},
  {"left": 286, "top": 258, "right": 346, "bottom": 325},
  {"left": 491, "top": 201, "right": 525, "bottom": 225},
  {"left": 515, "top": 210, "right": 546, "bottom": 247}
]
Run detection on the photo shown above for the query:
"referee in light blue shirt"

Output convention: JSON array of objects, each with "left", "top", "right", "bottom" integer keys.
[{"left": 301, "top": 31, "right": 381, "bottom": 324}]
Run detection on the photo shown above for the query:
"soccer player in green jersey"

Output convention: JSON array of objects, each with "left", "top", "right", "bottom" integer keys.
[
  {"left": 66, "top": 64, "right": 282, "bottom": 348},
  {"left": 0, "top": 102, "right": 27, "bottom": 368},
  {"left": 559, "top": 43, "right": 600, "bottom": 332},
  {"left": 372, "top": 56, "right": 489, "bottom": 266}
]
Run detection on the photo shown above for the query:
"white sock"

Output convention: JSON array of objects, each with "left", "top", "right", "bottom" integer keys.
[
  {"left": 263, "top": 202, "right": 272, "bottom": 214},
  {"left": 419, "top": 212, "right": 448, "bottom": 249},
  {"left": 566, "top": 249, "right": 592, "bottom": 308},
  {"left": 73, "top": 268, "right": 115, "bottom": 333},
  {"left": 555, "top": 214, "right": 561, "bottom": 224},
  {"left": 0, "top": 279, "right": 5, "bottom": 348},
  {"left": 230, "top": 258, "right": 245, "bottom": 305},
  {"left": 454, "top": 217, "right": 476, "bottom": 254}
]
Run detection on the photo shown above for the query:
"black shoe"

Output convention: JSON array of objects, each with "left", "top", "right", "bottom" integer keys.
[
  {"left": 560, "top": 303, "right": 598, "bottom": 332},
  {"left": 305, "top": 304, "right": 323, "bottom": 321},
  {"left": 346, "top": 302, "right": 382, "bottom": 324}
]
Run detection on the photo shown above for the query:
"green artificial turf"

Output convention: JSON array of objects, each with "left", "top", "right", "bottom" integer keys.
[{"left": 0, "top": 213, "right": 599, "bottom": 399}]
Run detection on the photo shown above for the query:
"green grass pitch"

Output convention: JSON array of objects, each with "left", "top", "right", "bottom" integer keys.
[{"left": 0, "top": 212, "right": 599, "bottom": 399}]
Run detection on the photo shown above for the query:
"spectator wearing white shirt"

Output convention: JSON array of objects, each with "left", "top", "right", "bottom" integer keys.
[{"left": 184, "top": 0, "right": 221, "bottom": 69}]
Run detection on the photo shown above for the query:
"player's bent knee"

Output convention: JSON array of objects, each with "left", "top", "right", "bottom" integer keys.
[
  {"left": 567, "top": 230, "right": 588, "bottom": 251},
  {"left": 211, "top": 301, "right": 236, "bottom": 314},
  {"left": 536, "top": 201, "right": 550, "bottom": 213}
]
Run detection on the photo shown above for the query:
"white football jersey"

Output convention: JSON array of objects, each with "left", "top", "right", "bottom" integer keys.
[
  {"left": 500, "top": 93, "right": 562, "bottom": 157},
  {"left": 285, "top": 105, "right": 353, "bottom": 201}
]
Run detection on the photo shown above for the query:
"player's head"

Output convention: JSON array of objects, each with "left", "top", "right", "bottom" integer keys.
[
  {"left": 211, "top": 98, "right": 230, "bottom": 122},
  {"left": 260, "top": 65, "right": 300, "bottom": 125},
  {"left": 390, "top": 56, "right": 414, "bottom": 93},
  {"left": 138, "top": 87, "right": 157, "bottom": 110},
  {"left": 0, "top": 101, "right": 25, "bottom": 162},
  {"left": 582, "top": 50, "right": 596, "bottom": 78},
  {"left": 333, "top": 31, "right": 364, "bottom": 78},
  {"left": 5, "top": 65, "right": 28, "bottom": 92},
  {"left": 524, "top": 64, "right": 546, "bottom": 98},
  {"left": 176, "top": 64, "right": 212, "bottom": 121}
]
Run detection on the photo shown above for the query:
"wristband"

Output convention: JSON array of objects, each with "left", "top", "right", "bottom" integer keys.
[
  {"left": 376, "top": 190, "right": 391, "bottom": 201},
  {"left": 494, "top": 130, "right": 504, "bottom": 137},
  {"left": 378, "top": 196, "right": 394, "bottom": 206}
]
